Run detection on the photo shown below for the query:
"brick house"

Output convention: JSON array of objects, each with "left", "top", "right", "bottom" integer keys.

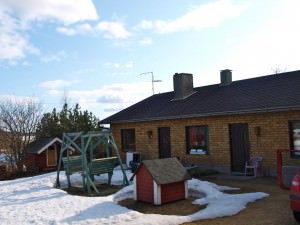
[{"left": 100, "top": 70, "right": 300, "bottom": 176}]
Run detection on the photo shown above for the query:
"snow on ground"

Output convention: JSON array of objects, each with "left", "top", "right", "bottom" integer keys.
[
  {"left": 0, "top": 153, "right": 8, "bottom": 165},
  {"left": 0, "top": 168, "right": 269, "bottom": 225}
]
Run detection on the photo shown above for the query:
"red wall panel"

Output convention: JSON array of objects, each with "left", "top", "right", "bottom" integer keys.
[
  {"left": 136, "top": 165, "right": 154, "bottom": 203},
  {"left": 161, "top": 181, "right": 185, "bottom": 203}
]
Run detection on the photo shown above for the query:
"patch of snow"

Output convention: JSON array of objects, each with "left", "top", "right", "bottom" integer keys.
[
  {"left": 0, "top": 169, "right": 269, "bottom": 225},
  {"left": 0, "top": 153, "right": 10, "bottom": 166},
  {"left": 0, "top": 153, "right": 8, "bottom": 162}
]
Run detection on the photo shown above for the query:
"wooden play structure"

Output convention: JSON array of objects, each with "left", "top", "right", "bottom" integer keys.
[{"left": 55, "top": 129, "right": 129, "bottom": 195}]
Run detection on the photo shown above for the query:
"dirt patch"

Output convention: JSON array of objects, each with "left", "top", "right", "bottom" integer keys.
[
  {"left": 63, "top": 184, "right": 123, "bottom": 197},
  {"left": 119, "top": 198, "right": 205, "bottom": 216},
  {"left": 64, "top": 184, "right": 205, "bottom": 216}
]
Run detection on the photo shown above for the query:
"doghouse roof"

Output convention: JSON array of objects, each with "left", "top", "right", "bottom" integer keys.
[
  {"left": 131, "top": 157, "right": 191, "bottom": 185},
  {"left": 26, "top": 137, "right": 62, "bottom": 154}
]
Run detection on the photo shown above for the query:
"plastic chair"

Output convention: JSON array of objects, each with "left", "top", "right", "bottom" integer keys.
[{"left": 245, "top": 156, "right": 263, "bottom": 177}]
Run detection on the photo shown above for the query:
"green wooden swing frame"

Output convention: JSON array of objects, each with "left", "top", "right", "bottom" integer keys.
[{"left": 55, "top": 129, "right": 129, "bottom": 195}]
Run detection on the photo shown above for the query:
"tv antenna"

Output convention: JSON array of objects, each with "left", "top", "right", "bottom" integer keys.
[{"left": 140, "top": 72, "right": 162, "bottom": 95}]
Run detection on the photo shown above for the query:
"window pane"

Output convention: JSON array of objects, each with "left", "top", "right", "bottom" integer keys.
[
  {"left": 186, "top": 125, "right": 208, "bottom": 155},
  {"left": 290, "top": 121, "right": 300, "bottom": 156},
  {"left": 121, "top": 129, "right": 135, "bottom": 151}
]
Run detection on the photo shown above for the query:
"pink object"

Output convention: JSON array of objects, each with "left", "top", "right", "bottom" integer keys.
[{"left": 244, "top": 156, "right": 263, "bottom": 177}]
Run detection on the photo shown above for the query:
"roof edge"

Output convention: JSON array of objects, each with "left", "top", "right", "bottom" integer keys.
[
  {"left": 101, "top": 106, "right": 300, "bottom": 124},
  {"left": 36, "top": 137, "right": 62, "bottom": 154}
]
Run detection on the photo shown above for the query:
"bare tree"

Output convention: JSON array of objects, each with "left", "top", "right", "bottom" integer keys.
[{"left": 0, "top": 97, "right": 43, "bottom": 172}]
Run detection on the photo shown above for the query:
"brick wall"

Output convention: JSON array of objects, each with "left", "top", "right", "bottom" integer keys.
[{"left": 111, "top": 110, "right": 300, "bottom": 176}]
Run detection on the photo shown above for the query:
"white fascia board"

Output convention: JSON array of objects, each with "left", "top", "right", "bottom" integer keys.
[
  {"left": 37, "top": 137, "right": 62, "bottom": 154},
  {"left": 133, "top": 176, "right": 137, "bottom": 200},
  {"left": 153, "top": 181, "right": 161, "bottom": 205},
  {"left": 184, "top": 181, "right": 188, "bottom": 199}
]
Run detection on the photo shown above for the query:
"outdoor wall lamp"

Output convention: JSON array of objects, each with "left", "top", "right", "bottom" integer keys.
[
  {"left": 147, "top": 130, "right": 153, "bottom": 139},
  {"left": 255, "top": 126, "right": 261, "bottom": 137}
]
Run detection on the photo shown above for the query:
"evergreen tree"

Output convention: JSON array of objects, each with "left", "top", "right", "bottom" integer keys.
[{"left": 36, "top": 103, "right": 100, "bottom": 138}]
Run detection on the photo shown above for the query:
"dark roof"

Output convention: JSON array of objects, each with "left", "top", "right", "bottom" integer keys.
[
  {"left": 131, "top": 157, "right": 191, "bottom": 185},
  {"left": 101, "top": 70, "right": 300, "bottom": 124},
  {"left": 26, "top": 137, "right": 62, "bottom": 154}
]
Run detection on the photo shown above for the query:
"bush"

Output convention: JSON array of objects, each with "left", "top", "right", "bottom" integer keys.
[
  {"left": 25, "top": 165, "right": 40, "bottom": 176},
  {"left": 0, "top": 165, "right": 7, "bottom": 180},
  {"left": 188, "top": 167, "right": 219, "bottom": 178}
]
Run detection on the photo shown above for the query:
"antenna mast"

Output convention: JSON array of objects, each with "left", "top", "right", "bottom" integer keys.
[{"left": 140, "top": 72, "right": 162, "bottom": 95}]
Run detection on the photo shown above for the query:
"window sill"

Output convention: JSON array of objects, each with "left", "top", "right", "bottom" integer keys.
[{"left": 189, "top": 149, "right": 207, "bottom": 155}]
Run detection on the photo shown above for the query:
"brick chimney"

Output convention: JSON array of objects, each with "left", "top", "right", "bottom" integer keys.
[
  {"left": 220, "top": 69, "right": 232, "bottom": 86},
  {"left": 172, "top": 73, "right": 196, "bottom": 100}
]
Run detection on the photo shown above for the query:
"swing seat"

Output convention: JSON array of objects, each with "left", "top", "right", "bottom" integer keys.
[
  {"left": 90, "top": 157, "right": 118, "bottom": 185},
  {"left": 62, "top": 155, "right": 83, "bottom": 175}
]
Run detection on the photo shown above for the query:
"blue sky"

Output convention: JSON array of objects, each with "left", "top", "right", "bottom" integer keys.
[{"left": 0, "top": 0, "right": 299, "bottom": 120}]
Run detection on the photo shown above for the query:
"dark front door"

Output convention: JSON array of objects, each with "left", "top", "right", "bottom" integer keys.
[
  {"left": 158, "top": 127, "right": 171, "bottom": 158},
  {"left": 229, "top": 123, "right": 250, "bottom": 173}
]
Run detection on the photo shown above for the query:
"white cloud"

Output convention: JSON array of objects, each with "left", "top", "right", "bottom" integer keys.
[
  {"left": 220, "top": 0, "right": 300, "bottom": 79},
  {"left": 56, "top": 26, "right": 76, "bottom": 36},
  {"left": 47, "top": 89, "right": 62, "bottom": 96},
  {"left": 97, "top": 96, "right": 124, "bottom": 104},
  {"left": 22, "top": 61, "right": 30, "bottom": 66},
  {"left": 75, "top": 68, "right": 96, "bottom": 75},
  {"left": 40, "top": 50, "right": 67, "bottom": 63},
  {"left": 57, "top": 21, "right": 131, "bottom": 39},
  {"left": 44, "top": 82, "right": 152, "bottom": 115},
  {"left": 39, "top": 79, "right": 81, "bottom": 89},
  {"left": 56, "top": 23, "right": 94, "bottom": 36},
  {"left": 96, "top": 82, "right": 152, "bottom": 108},
  {"left": 1, "top": 0, "right": 98, "bottom": 25},
  {"left": 0, "top": 94, "right": 37, "bottom": 103},
  {"left": 0, "top": 0, "right": 98, "bottom": 62},
  {"left": 104, "top": 62, "right": 134, "bottom": 69},
  {"left": 138, "top": 37, "right": 152, "bottom": 46},
  {"left": 139, "top": 20, "right": 154, "bottom": 30},
  {"left": 0, "top": 8, "right": 39, "bottom": 61},
  {"left": 124, "top": 62, "right": 133, "bottom": 68},
  {"left": 96, "top": 21, "right": 131, "bottom": 39},
  {"left": 137, "top": 0, "right": 247, "bottom": 33},
  {"left": 103, "top": 106, "right": 124, "bottom": 113}
]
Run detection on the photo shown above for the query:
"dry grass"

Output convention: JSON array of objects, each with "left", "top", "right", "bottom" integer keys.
[{"left": 183, "top": 176, "right": 298, "bottom": 225}]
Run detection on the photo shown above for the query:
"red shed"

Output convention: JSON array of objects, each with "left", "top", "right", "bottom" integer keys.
[
  {"left": 131, "top": 157, "right": 191, "bottom": 205},
  {"left": 26, "top": 137, "right": 62, "bottom": 172}
]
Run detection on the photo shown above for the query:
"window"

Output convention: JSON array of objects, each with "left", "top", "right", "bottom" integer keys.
[
  {"left": 186, "top": 125, "right": 209, "bottom": 155},
  {"left": 290, "top": 121, "right": 300, "bottom": 157},
  {"left": 121, "top": 129, "right": 136, "bottom": 151}
]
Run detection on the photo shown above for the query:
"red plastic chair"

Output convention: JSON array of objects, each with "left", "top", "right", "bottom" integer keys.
[{"left": 245, "top": 156, "right": 263, "bottom": 177}]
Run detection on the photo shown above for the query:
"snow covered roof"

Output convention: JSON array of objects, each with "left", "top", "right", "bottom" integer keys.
[{"left": 101, "top": 70, "right": 300, "bottom": 124}]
